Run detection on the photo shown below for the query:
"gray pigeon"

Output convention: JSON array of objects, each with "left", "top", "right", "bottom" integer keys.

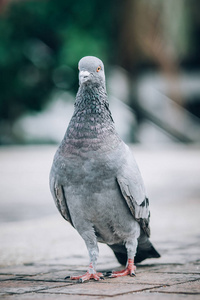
[{"left": 49, "top": 56, "right": 160, "bottom": 282}]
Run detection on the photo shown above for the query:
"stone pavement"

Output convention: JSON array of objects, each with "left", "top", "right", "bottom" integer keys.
[{"left": 0, "top": 145, "right": 200, "bottom": 299}]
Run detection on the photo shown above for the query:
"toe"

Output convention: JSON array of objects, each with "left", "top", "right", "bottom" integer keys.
[
  {"left": 68, "top": 271, "right": 103, "bottom": 282},
  {"left": 104, "top": 271, "right": 112, "bottom": 277}
]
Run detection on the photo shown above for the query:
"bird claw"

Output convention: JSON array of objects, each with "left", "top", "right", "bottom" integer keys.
[
  {"left": 108, "top": 269, "right": 136, "bottom": 278},
  {"left": 66, "top": 271, "right": 104, "bottom": 283},
  {"left": 107, "top": 259, "right": 136, "bottom": 278},
  {"left": 104, "top": 271, "right": 112, "bottom": 277},
  {"left": 78, "top": 277, "right": 87, "bottom": 283}
]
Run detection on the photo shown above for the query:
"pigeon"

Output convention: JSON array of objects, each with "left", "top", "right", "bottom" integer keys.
[{"left": 49, "top": 56, "right": 160, "bottom": 282}]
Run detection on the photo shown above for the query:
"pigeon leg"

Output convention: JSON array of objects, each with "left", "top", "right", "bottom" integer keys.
[
  {"left": 109, "top": 238, "right": 137, "bottom": 278},
  {"left": 109, "top": 258, "right": 136, "bottom": 277},
  {"left": 67, "top": 231, "right": 103, "bottom": 283}
]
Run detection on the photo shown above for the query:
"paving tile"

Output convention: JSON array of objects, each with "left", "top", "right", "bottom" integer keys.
[
  {"left": 0, "top": 280, "right": 69, "bottom": 294},
  {"left": 139, "top": 237, "right": 200, "bottom": 265},
  {"left": 1, "top": 291, "right": 200, "bottom": 300},
  {"left": 141, "top": 251, "right": 200, "bottom": 265},
  {"left": 0, "top": 275, "right": 20, "bottom": 281},
  {"left": 0, "top": 264, "right": 66, "bottom": 276},
  {"left": 151, "top": 263, "right": 200, "bottom": 274},
  {"left": 101, "top": 273, "right": 200, "bottom": 286},
  {"left": 0, "top": 292, "right": 102, "bottom": 299},
  {"left": 152, "top": 279, "right": 200, "bottom": 294},
  {"left": 20, "top": 270, "right": 73, "bottom": 282},
  {"left": 39, "top": 281, "right": 158, "bottom": 296},
  {"left": 137, "top": 264, "right": 176, "bottom": 273},
  {"left": 102, "top": 291, "right": 200, "bottom": 300},
  {"left": 135, "top": 264, "right": 160, "bottom": 273}
]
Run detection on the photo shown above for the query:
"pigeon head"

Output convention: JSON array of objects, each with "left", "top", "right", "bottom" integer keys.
[{"left": 78, "top": 56, "right": 105, "bottom": 86}]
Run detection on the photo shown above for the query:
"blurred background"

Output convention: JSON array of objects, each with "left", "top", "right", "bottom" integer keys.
[
  {"left": 0, "top": 0, "right": 200, "bottom": 267},
  {"left": 0, "top": 0, "right": 200, "bottom": 144}
]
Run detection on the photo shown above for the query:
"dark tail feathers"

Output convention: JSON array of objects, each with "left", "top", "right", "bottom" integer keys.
[
  {"left": 135, "top": 242, "right": 161, "bottom": 263},
  {"left": 109, "top": 240, "right": 160, "bottom": 265}
]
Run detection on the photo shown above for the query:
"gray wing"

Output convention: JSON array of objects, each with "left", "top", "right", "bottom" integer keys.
[
  {"left": 49, "top": 174, "right": 74, "bottom": 227},
  {"left": 116, "top": 147, "right": 150, "bottom": 237}
]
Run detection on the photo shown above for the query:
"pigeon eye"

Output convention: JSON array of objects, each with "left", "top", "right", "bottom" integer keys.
[{"left": 96, "top": 66, "right": 101, "bottom": 72}]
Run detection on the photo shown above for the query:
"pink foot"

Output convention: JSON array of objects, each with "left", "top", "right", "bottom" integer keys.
[
  {"left": 70, "top": 271, "right": 104, "bottom": 282},
  {"left": 109, "top": 259, "right": 136, "bottom": 278},
  {"left": 66, "top": 263, "right": 104, "bottom": 283}
]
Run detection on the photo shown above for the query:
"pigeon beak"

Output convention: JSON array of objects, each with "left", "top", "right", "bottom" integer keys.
[{"left": 79, "top": 71, "right": 91, "bottom": 84}]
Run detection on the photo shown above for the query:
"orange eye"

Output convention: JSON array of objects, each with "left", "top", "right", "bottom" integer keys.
[{"left": 96, "top": 66, "right": 101, "bottom": 72}]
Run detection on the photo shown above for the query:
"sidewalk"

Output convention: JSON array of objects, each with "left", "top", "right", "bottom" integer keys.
[{"left": 0, "top": 145, "right": 200, "bottom": 299}]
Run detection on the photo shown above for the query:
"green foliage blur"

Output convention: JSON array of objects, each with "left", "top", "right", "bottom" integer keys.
[
  {"left": 0, "top": 0, "right": 114, "bottom": 123},
  {"left": 1, "top": 0, "right": 200, "bottom": 145}
]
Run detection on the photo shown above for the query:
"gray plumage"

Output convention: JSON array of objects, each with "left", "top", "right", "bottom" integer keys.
[{"left": 50, "top": 56, "right": 160, "bottom": 281}]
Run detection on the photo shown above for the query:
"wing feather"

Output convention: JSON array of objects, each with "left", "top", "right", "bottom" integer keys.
[
  {"left": 50, "top": 176, "right": 74, "bottom": 226},
  {"left": 116, "top": 148, "right": 151, "bottom": 236}
]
